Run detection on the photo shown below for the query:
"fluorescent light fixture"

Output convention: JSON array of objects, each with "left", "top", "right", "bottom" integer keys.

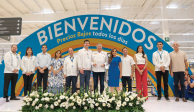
[
  {"left": 167, "top": 5, "right": 178, "bottom": 9},
  {"left": 128, "top": 19, "right": 194, "bottom": 21},
  {"left": 105, "top": 6, "right": 121, "bottom": 10},
  {"left": 155, "top": 33, "right": 194, "bottom": 36},
  {"left": 150, "top": 21, "right": 160, "bottom": 24},
  {"left": 179, "top": 47, "right": 194, "bottom": 49},
  {"left": 43, "top": 10, "right": 54, "bottom": 14},
  {"left": 11, "top": 35, "right": 28, "bottom": 37},
  {"left": 23, "top": 21, "right": 54, "bottom": 23},
  {"left": 0, "top": 43, "right": 18, "bottom": 45}
]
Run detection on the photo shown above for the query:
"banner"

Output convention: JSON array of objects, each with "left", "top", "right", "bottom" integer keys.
[{"left": 0, "top": 14, "right": 181, "bottom": 97}]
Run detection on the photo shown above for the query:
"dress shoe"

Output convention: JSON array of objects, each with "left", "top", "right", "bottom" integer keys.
[
  {"left": 182, "top": 98, "right": 187, "bottom": 102},
  {"left": 175, "top": 97, "right": 179, "bottom": 102},
  {"left": 10, "top": 97, "right": 20, "bottom": 100},
  {"left": 165, "top": 97, "right": 170, "bottom": 102},
  {"left": 157, "top": 97, "right": 161, "bottom": 101},
  {"left": 6, "top": 98, "right": 9, "bottom": 102}
]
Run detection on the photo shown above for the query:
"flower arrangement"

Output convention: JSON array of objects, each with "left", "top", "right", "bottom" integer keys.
[{"left": 21, "top": 87, "right": 147, "bottom": 112}]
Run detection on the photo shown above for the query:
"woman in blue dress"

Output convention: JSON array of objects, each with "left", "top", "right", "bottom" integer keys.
[
  {"left": 48, "top": 50, "right": 64, "bottom": 94},
  {"left": 108, "top": 48, "right": 122, "bottom": 92}
]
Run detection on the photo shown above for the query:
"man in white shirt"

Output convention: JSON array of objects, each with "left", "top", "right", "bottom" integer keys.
[
  {"left": 153, "top": 41, "right": 170, "bottom": 101},
  {"left": 77, "top": 40, "right": 92, "bottom": 93},
  {"left": 121, "top": 47, "right": 135, "bottom": 92},
  {"left": 36, "top": 45, "right": 51, "bottom": 92},
  {"left": 64, "top": 48, "right": 78, "bottom": 94},
  {"left": 4, "top": 44, "right": 21, "bottom": 102},
  {"left": 92, "top": 43, "right": 108, "bottom": 93}
]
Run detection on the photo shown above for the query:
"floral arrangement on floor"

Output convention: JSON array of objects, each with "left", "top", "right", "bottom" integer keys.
[{"left": 21, "top": 87, "right": 147, "bottom": 112}]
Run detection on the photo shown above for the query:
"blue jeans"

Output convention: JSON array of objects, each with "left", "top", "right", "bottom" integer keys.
[
  {"left": 93, "top": 72, "right": 105, "bottom": 93},
  {"left": 80, "top": 70, "right": 91, "bottom": 93}
]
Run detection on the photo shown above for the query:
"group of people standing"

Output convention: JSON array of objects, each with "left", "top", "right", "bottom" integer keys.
[{"left": 3, "top": 40, "right": 189, "bottom": 103}]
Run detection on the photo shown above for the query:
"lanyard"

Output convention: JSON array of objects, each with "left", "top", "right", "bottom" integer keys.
[
  {"left": 70, "top": 57, "right": 74, "bottom": 62},
  {"left": 157, "top": 50, "right": 163, "bottom": 60}
]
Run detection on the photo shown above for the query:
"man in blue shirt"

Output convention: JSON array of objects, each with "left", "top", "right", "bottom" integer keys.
[{"left": 36, "top": 45, "right": 51, "bottom": 92}]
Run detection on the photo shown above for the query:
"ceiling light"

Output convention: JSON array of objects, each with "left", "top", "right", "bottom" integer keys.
[
  {"left": 167, "top": 5, "right": 178, "bottom": 9},
  {"left": 150, "top": 21, "right": 160, "bottom": 24}
]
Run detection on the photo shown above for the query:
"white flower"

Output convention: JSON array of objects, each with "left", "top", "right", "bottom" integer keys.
[
  {"left": 102, "top": 103, "right": 106, "bottom": 107},
  {"left": 43, "top": 93, "right": 48, "bottom": 96},
  {"left": 35, "top": 106, "right": 39, "bottom": 110},
  {"left": 117, "top": 101, "right": 121, "bottom": 107},
  {"left": 138, "top": 97, "right": 140, "bottom": 101},
  {"left": 129, "top": 103, "right": 132, "bottom": 106},
  {"left": 45, "top": 97, "right": 50, "bottom": 102},
  {"left": 60, "top": 95, "right": 65, "bottom": 100},
  {"left": 129, "top": 96, "right": 134, "bottom": 100},
  {"left": 71, "top": 103, "right": 74, "bottom": 106},
  {"left": 109, "top": 99, "right": 112, "bottom": 103},
  {"left": 73, "top": 106, "right": 76, "bottom": 109},
  {"left": 123, "top": 102, "right": 126, "bottom": 106},
  {"left": 54, "top": 101, "right": 59, "bottom": 106},
  {"left": 98, "top": 107, "right": 102, "bottom": 110},
  {"left": 58, "top": 100, "right": 61, "bottom": 103},
  {"left": 116, "top": 106, "right": 120, "bottom": 110},
  {"left": 112, "top": 97, "right": 115, "bottom": 100},
  {"left": 29, "top": 98, "right": 32, "bottom": 101},
  {"left": 32, "top": 103, "right": 35, "bottom": 106},
  {"left": 113, "top": 94, "right": 115, "bottom": 97},
  {"left": 45, "top": 104, "right": 48, "bottom": 109},
  {"left": 55, "top": 97, "right": 58, "bottom": 100},
  {"left": 27, "top": 103, "right": 30, "bottom": 106},
  {"left": 49, "top": 93, "right": 53, "bottom": 96},
  {"left": 82, "top": 102, "right": 85, "bottom": 105},
  {"left": 50, "top": 104, "right": 54, "bottom": 109},
  {"left": 119, "top": 97, "right": 121, "bottom": 100},
  {"left": 125, "top": 97, "right": 129, "bottom": 102},
  {"left": 73, "top": 99, "right": 75, "bottom": 102},
  {"left": 39, "top": 104, "right": 42, "bottom": 107},
  {"left": 84, "top": 106, "right": 87, "bottom": 110},
  {"left": 107, "top": 103, "right": 111, "bottom": 108},
  {"left": 98, "top": 98, "right": 102, "bottom": 102},
  {"left": 36, "top": 95, "right": 39, "bottom": 98},
  {"left": 41, "top": 98, "right": 45, "bottom": 101},
  {"left": 83, "top": 98, "right": 86, "bottom": 101},
  {"left": 95, "top": 103, "right": 99, "bottom": 106},
  {"left": 35, "top": 98, "right": 39, "bottom": 102},
  {"left": 136, "top": 101, "right": 139, "bottom": 105},
  {"left": 70, "top": 96, "right": 74, "bottom": 100},
  {"left": 77, "top": 99, "right": 82, "bottom": 104},
  {"left": 90, "top": 104, "right": 94, "bottom": 108}
]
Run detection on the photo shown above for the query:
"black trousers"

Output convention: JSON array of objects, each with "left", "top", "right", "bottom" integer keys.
[
  {"left": 4, "top": 73, "right": 18, "bottom": 98},
  {"left": 37, "top": 69, "right": 48, "bottom": 92},
  {"left": 122, "top": 76, "right": 132, "bottom": 92},
  {"left": 156, "top": 70, "right": 169, "bottom": 98},
  {"left": 93, "top": 72, "right": 105, "bottom": 93},
  {"left": 173, "top": 72, "right": 185, "bottom": 98},
  {"left": 66, "top": 76, "right": 77, "bottom": 94},
  {"left": 23, "top": 74, "right": 34, "bottom": 96}
]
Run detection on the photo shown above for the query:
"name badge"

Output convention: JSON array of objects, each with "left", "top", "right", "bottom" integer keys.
[
  {"left": 159, "top": 59, "right": 163, "bottom": 64},
  {"left": 87, "top": 56, "right": 89, "bottom": 59},
  {"left": 71, "top": 65, "right": 74, "bottom": 68}
]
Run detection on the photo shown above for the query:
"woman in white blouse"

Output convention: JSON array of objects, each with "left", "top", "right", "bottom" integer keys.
[
  {"left": 134, "top": 45, "right": 148, "bottom": 99},
  {"left": 21, "top": 47, "right": 36, "bottom": 96}
]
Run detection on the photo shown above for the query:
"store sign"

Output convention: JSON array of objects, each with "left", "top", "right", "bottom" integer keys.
[
  {"left": 0, "top": 15, "right": 176, "bottom": 97},
  {"left": 165, "top": 37, "right": 169, "bottom": 42}
]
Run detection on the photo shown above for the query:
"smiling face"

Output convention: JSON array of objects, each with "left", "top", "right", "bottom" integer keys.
[
  {"left": 84, "top": 41, "right": 90, "bottom": 49},
  {"left": 138, "top": 46, "right": 143, "bottom": 53},
  {"left": 27, "top": 48, "right": 32, "bottom": 56},
  {"left": 122, "top": 48, "right": 128, "bottom": 56},
  {"left": 157, "top": 42, "right": 163, "bottom": 50},
  {"left": 97, "top": 44, "right": 102, "bottom": 52},
  {"left": 68, "top": 48, "right": 74, "bottom": 56},
  {"left": 55, "top": 51, "right": 61, "bottom": 58},
  {"left": 42, "top": 45, "right": 47, "bottom": 53},
  {"left": 11, "top": 45, "right": 17, "bottom": 53},
  {"left": 112, "top": 49, "right": 117, "bottom": 56},
  {"left": 172, "top": 42, "right": 180, "bottom": 50}
]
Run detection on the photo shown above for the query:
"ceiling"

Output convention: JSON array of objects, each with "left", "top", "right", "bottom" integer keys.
[{"left": 0, "top": 0, "right": 194, "bottom": 61}]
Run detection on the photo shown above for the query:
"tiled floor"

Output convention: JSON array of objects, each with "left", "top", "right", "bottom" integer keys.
[{"left": 0, "top": 97, "right": 193, "bottom": 112}]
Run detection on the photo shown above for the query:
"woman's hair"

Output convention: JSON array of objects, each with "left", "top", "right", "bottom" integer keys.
[
  {"left": 109, "top": 48, "right": 117, "bottom": 63},
  {"left": 55, "top": 50, "right": 62, "bottom": 59},
  {"left": 25, "top": 47, "right": 33, "bottom": 56},
  {"left": 136, "top": 45, "right": 145, "bottom": 58}
]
